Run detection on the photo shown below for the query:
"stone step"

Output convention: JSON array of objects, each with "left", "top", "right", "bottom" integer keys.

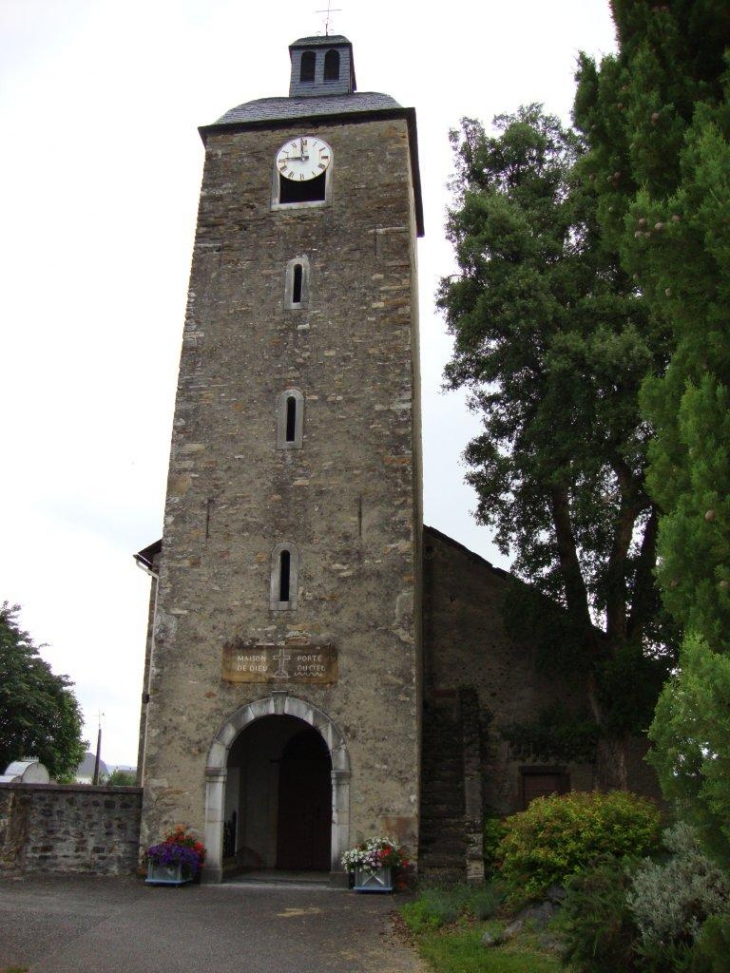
[
  {"left": 420, "top": 843, "right": 467, "bottom": 859},
  {"left": 422, "top": 771, "right": 463, "bottom": 786},
  {"left": 422, "top": 793, "right": 463, "bottom": 803},
  {"left": 420, "top": 842, "right": 468, "bottom": 857},
  {"left": 421, "top": 797, "right": 463, "bottom": 810},
  {"left": 422, "top": 771, "right": 462, "bottom": 784},
  {"left": 421, "top": 813, "right": 464, "bottom": 827},
  {"left": 418, "top": 848, "right": 466, "bottom": 868},
  {"left": 418, "top": 862, "right": 466, "bottom": 885},
  {"left": 420, "top": 703, "right": 471, "bottom": 882},
  {"left": 420, "top": 831, "right": 465, "bottom": 846},
  {"left": 420, "top": 830, "right": 466, "bottom": 846}
]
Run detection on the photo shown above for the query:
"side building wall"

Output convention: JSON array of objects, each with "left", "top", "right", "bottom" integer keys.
[{"left": 420, "top": 525, "right": 662, "bottom": 879}]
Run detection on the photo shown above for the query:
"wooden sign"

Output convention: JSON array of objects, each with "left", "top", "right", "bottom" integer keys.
[{"left": 222, "top": 643, "right": 337, "bottom": 685}]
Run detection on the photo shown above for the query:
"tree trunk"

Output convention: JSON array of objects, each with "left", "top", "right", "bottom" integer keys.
[{"left": 594, "top": 733, "right": 629, "bottom": 791}]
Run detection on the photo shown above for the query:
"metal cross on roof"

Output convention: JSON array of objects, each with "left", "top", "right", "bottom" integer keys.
[{"left": 316, "top": 1, "right": 342, "bottom": 36}]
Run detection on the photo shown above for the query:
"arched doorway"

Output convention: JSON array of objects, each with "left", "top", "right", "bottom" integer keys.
[
  {"left": 204, "top": 694, "right": 350, "bottom": 882},
  {"left": 224, "top": 715, "right": 331, "bottom": 872}
]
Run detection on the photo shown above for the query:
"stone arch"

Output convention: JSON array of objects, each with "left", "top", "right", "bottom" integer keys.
[{"left": 204, "top": 693, "right": 350, "bottom": 882}]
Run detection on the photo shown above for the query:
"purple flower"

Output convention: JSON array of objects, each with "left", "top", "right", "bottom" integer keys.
[{"left": 147, "top": 842, "right": 201, "bottom": 875}]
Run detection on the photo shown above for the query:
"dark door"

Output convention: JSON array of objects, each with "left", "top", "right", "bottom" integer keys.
[{"left": 276, "top": 729, "right": 331, "bottom": 870}]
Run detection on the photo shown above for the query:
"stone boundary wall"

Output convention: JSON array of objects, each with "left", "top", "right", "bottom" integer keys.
[{"left": 0, "top": 783, "right": 142, "bottom": 877}]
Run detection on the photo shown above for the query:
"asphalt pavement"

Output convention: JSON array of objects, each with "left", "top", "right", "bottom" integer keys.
[{"left": 0, "top": 875, "right": 427, "bottom": 973}]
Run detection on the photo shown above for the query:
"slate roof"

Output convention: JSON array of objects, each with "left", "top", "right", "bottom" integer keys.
[
  {"left": 215, "top": 92, "right": 400, "bottom": 127},
  {"left": 289, "top": 34, "right": 350, "bottom": 48}
]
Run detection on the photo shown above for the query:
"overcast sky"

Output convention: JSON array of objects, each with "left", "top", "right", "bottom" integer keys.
[{"left": 0, "top": 0, "right": 617, "bottom": 766}]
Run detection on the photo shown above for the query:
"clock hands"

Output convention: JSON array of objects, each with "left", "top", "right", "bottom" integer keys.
[{"left": 284, "top": 138, "right": 309, "bottom": 162}]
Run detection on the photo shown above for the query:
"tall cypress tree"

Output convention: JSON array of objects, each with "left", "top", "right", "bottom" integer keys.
[{"left": 575, "top": 1, "right": 730, "bottom": 854}]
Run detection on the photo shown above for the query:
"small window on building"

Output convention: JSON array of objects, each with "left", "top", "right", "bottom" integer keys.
[
  {"left": 279, "top": 549, "right": 291, "bottom": 601},
  {"left": 276, "top": 389, "right": 304, "bottom": 449},
  {"left": 285, "top": 397, "right": 297, "bottom": 442},
  {"left": 300, "top": 51, "right": 316, "bottom": 83},
  {"left": 270, "top": 543, "right": 299, "bottom": 610},
  {"left": 324, "top": 49, "right": 340, "bottom": 81},
  {"left": 520, "top": 767, "right": 570, "bottom": 809},
  {"left": 284, "top": 255, "right": 310, "bottom": 309},
  {"left": 293, "top": 264, "right": 303, "bottom": 304}
]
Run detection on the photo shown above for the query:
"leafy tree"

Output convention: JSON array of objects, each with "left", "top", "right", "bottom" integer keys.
[
  {"left": 438, "top": 106, "right": 675, "bottom": 788},
  {"left": 0, "top": 603, "right": 85, "bottom": 779},
  {"left": 574, "top": 0, "right": 730, "bottom": 849}
]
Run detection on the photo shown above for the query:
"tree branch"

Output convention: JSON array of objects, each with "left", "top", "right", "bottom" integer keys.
[
  {"left": 604, "top": 458, "right": 643, "bottom": 642},
  {"left": 550, "top": 486, "right": 594, "bottom": 635}
]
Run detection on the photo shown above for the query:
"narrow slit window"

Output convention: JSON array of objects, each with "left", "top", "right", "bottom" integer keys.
[
  {"left": 300, "top": 51, "right": 315, "bottom": 83},
  {"left": 292, "top": 264, "right": 303, "bottom": 304},
  {"left": 279, "top": 550, "right": 291, "bottom": 602},
  {"left": 270, "top": 543, "right": 299, "bottom": 610},
  {"left": 285, "top": 396, "right": 297, "bottom": 442},
  {"left": 284, "top": 256, "right": 309, "bottom": 309},
  {"left": 276, "top": 389, "right": 304, "bottom": 449},
  {"left": 324, "top": 49, "right": 340, "bottom": 81}
]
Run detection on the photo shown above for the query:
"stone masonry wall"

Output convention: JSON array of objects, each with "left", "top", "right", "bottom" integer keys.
[
  {"left": 423, "top": 526, "right": 662, "bottom": 813},
  {"left": 140, "top": 113, "right": 423, "bottom": 872},
  {"left": 0, "top": 784, "right": 142, "bottom": 877}
]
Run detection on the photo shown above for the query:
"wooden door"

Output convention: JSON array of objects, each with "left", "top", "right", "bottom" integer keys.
[{"left": 276, "top": 729, "right": 331, "bottom": 870}]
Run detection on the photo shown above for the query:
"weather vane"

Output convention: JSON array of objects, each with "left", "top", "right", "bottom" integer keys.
[{"left": 316, "top": 1, "right": 341, "bottom": 36}]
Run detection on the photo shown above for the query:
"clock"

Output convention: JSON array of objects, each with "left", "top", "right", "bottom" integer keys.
[{"left": 276, "top": 136, "right": 332, "bottom": 182}]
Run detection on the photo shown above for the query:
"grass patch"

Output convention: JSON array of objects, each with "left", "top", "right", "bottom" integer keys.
[
  {"left": 418, "top": 926, "right": 562, "bottom": 973},
  {"left": 402, "top": 883, "right": 501, "bottom": 932},
  {"left": 401, "top": 884, "right": 564, "bottom": 973}
]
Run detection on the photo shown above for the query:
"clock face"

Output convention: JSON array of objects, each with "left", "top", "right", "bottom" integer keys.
[{"left": 276, "top": 136, "right": 332, "bottom": 182}]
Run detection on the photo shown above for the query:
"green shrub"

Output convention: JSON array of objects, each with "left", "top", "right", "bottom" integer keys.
[
  {"left": 559, "top": 859, "right": 641, "bottom": 973},
  {"left": 628, "top": 822, "right": 730, "bottom": 969},
  {"left": 446, "top": 882, "right": 502, "bottom": 920},
  {"left": 497, "top": 791, "right": 662, "bottom": 903},
  {"left": 484, "top": 813, "right": 508, "bottom": 877},
  {"left": 692, "top": 915, "right": 730, "bottom": 973},
  {"left": 402, "top": 889, "right": 461, "bottom": 932},
  {"left": 467, "top": 883, "right": 501, "bottom": 920},
  {"left": 401, "top": 883, "right": 501, "bottom": 933},
  {"left": 635, "top": 939, "right": 695, "bottom": 973}
]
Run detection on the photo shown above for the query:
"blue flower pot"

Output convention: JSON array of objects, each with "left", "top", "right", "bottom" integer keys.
[
  {"left": 146, "top": 861, "right": 193, "bottom": 886},
  {"left": 352, "top": 865, "right": 393, "bottom": 892}
]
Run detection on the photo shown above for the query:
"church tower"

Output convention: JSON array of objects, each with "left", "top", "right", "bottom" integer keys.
[{"left": 138, "top": 34, "right": 424, "bottom": 882}]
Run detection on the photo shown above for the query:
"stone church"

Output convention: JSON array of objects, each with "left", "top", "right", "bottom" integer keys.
[{"left": 135, "top": 34, "right": 657, "bottom": 884}]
